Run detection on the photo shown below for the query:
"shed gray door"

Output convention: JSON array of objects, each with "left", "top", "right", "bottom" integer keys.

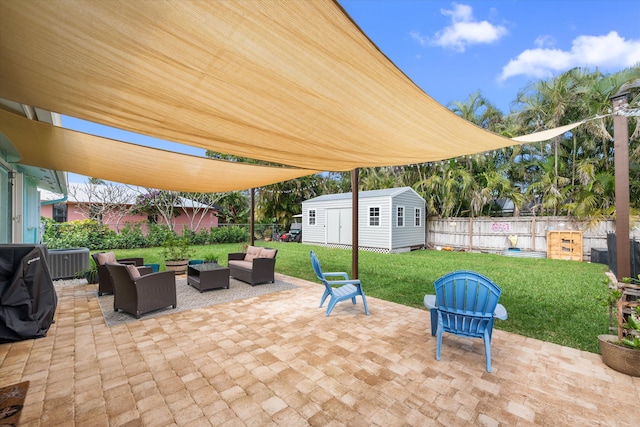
[{"left": 327, "top": 209, "right": 352, "bottom": 245}]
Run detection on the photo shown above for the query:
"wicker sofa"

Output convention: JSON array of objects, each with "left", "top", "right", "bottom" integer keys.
[{"left": 227, "top": 246, "right": 278, "bottom": 286}]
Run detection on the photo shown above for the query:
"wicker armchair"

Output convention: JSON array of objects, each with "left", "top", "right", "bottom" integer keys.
[
  {"left": 92, "top": 252, "right": 151, "bottom": 295},
  {"left": 106, "top": 263, "right": 176, "bottom": 319}
]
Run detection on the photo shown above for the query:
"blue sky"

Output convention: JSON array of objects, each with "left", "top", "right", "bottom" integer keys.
[
  {"left": 340, "top": 0, "right": 640, "bottom": 112},
  {"left": 65, "top": 0, "right": 640, "bottom": 183}
]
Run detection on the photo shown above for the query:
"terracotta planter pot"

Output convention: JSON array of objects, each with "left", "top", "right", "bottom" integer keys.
[
  {"left": 598, "top": 334, "right": 640, "bottom": 377},
  {"left": 165, "top": 259, "right": 188, "bottom": 274}
]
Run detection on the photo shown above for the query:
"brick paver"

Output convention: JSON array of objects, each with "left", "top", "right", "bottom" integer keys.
[{"left": 1, "top": 274, "right": 638, "bottom": 426}]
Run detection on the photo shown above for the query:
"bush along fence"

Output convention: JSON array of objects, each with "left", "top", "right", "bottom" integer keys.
[{"left": 40, "top": 218, "right": 283, "bottom": 250}]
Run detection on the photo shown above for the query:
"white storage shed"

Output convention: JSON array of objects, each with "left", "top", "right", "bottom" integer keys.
[{"left": 301, "top": 187, "right": 426, "bottom": 253}]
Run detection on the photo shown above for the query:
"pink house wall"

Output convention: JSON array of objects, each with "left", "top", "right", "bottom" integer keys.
[
  {"left": 41, "top": 204, "right": 53, "bottom": 217},
  {"left": 173, "top": 211, "right": 219, "bottom": 233},
  {"left": 41, "top": 202, "right": 219, "bottom": 233}
]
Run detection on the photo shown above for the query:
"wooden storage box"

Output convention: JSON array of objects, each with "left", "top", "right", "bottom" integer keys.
[{"left": 547, "top": 230, "right": 583, "bottom": 261}]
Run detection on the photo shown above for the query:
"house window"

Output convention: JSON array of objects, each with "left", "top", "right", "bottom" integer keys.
[
  {"left": 369, "top": 207, "right": 380, "bottom": 226},
  {"left": 52, "top": 203, "right": 67, "bottom": 223},
  {"left": 415, "top": 208, "right": 422, "bottom": 227},
  {"left": 308, "top": 209, "right": 316, "bottom": 225},
  {"left": 396, "top": 206, "right": 404, "bottom": 227}
]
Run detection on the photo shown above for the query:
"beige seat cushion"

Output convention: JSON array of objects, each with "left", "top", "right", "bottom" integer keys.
[
  {"left": 229, "top": 260, "right": 253, "bottom": 270},
  {"left": 96, "top": 251, "right": 116, "bottom": 265}
]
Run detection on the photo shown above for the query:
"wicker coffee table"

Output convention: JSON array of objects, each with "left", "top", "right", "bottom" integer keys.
[{"left": 187, "top": 263, "right": 230, "bottom": 292}]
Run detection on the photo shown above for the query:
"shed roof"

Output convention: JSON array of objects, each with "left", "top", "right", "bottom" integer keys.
[{"left": 304, "top": 187, "right": 424, "bottom": 204}]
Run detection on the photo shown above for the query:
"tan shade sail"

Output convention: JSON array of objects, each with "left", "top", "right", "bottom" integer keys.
[
  {"left": 511, "top": 121, "right": 585, "bottom": 143},
  {"left": 0, "top": 0, "right": 521, "bottom": 174},
  {"left": 0, "top": 110, "right": 317, "bottom": 192}
]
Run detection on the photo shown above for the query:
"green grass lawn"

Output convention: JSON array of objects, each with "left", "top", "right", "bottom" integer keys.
[{"left": 109, "top": 242, "right": 610, "bottom": 353}]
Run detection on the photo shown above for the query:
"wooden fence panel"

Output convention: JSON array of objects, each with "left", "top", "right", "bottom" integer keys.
[{"left": 427, "top": 216, "right": 639, "bottom": 261}]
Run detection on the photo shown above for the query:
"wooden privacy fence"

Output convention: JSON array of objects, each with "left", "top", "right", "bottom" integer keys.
[{"left": 426, "top": 216, "right": 640, "bottom": 261}]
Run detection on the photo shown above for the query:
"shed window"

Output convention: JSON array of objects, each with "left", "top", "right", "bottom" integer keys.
[
  {"left": 308, "top": 209, "right": 316, "bottom": 225},
  {"left": 415, "top": 208, "right": 422, "bottom": 227},
  {"left": 369, "top": 207, "right": 380, "bottom": 226},
  {"left": 396, "top": 206, "right": 404, "bottom": 227}
]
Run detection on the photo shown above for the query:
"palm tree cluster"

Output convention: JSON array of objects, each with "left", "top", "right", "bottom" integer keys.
[{"left": 404, "top": 67, "right": 640, "bottom": 223}]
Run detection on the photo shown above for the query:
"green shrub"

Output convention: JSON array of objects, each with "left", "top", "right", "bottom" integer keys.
[
  {"left": 41, "top": 218, "right": 116, "bottom": 250},
  {"left": 146, "top": 223, "right": 173, "bottom": 247},
  {"left": 42, "top": 217, "right": 249, "bottom": 250},
  {"left": 182, "top": 227, "right": 210, "bottom": 245},
  {"left": 210, "top": 225, "right": 248, "bottom": 243},
  {"left": 41, "top": 217, "right": 59, "bottom": 242},
  {"left": 114, "top": 222, "right": 147, "bottom": 249}
]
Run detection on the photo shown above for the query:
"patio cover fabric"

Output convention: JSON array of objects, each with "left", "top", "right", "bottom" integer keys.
[
  {"left": 0, "top": 0, "right": 523, "bottom": 178},
  {"left": 511, "top": 121, "right": 585, "bottom": 143},
  {"left": 0, "top": 110, "right": 317, "bottom": 192}
]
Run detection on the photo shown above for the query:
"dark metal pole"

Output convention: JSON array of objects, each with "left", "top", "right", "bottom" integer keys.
[
  {"left": 612, "top": 93, "right": 630, "bottom": 280},
  {"left": 351, "top": 169, "right": 358, "bottom": 279},
  {"left": 250, "top": 188, "right": 255, "bottom": 246}
]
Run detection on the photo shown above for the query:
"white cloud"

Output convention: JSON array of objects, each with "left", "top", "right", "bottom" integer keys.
[
  {"left": 416, "top": 3, "right": 508, "bottom": 52},
  {"left": 410, "top": 31, "right": 429, "bottom": 47},
  {"left": 534, "top": 35, "right": 555, "bottom": 48},
  {"left": 442, "top": 3, "right": 473, "bottom": 22},
  {"left": 500, "top": 31, "right": 640, "bottom": 81}
]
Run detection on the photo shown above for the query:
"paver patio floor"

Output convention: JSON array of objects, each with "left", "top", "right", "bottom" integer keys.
[{"left": 1, "top": 273, "right": 638, "bottom": 426}]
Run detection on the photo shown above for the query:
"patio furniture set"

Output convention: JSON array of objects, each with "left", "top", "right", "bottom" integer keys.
[
  {"left": 91, "top": 246, "right": 278, "bottom": 318},
  {"left": 93, "top": 248, "right": 506, "bottom": 372}
]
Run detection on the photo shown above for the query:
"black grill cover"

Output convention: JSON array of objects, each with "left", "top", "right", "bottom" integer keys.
[{"left": 0, "top": 244, "right": 57, "bottom": 343}]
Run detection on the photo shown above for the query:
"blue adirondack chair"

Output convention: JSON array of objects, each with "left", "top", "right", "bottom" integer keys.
[
  {"left": 310, "top": 251, "right": 369, "bottom": 316},
  {"left": 423, "top": 270, "right": 507, "bottom": 372}
]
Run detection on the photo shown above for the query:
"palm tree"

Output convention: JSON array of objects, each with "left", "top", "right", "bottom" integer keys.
[
  {"left": 477, "top": 169, "right": 525, "bottom": 217},
  {"left": 525, "top": 156, "right": 571, "bottom": 216},
  {"left": 564, "top": 170, "right": 615, "bottom": 226},
  {"left": 217, "top": 191, "right": 249, "bottom": 224},
  {"left": 572, "top": 66, "right": 640, "bottom": 215},
  {"left": 448, "top": 90, "right": 503, "bottom": 129},
  {"left": 516, "top": 69, "right": 581, "bottom": 202},
  {"left": 256, "top": 175, "right": 323, "bottom": 226},
  {"left": 415, "top": 160, "right": 477, "bottom": 218}
]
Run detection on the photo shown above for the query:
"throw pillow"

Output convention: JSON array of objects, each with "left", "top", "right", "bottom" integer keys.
[
  {"left": 96, "top": 251, "right": 116, "bottom": 265},
  {"left": 126, "top": 264, "right": 141, "bottom": 280},
  {"left": 244, "top": 245, "right": 263, "bottom": 262},
  {"left": 260, "top": 249, "right": 277, "bottom": 259}
]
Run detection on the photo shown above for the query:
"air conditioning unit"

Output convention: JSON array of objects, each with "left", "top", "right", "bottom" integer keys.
[{"left": 47, "top": 248, "right": 90, "bottom": 280}]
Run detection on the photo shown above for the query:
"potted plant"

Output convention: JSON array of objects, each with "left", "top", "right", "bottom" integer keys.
[
  {"left": 598, "top": 274, "right": 640, "bottom": 376},
  {"left": 203, "top": 253, "right": 219, "bottom": 264},
  {"left": 76, "top": 259, "right": 98, "bottom": 284},
  {"left": 162, "top": 234, "right": 194, "bottom": 274}
]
